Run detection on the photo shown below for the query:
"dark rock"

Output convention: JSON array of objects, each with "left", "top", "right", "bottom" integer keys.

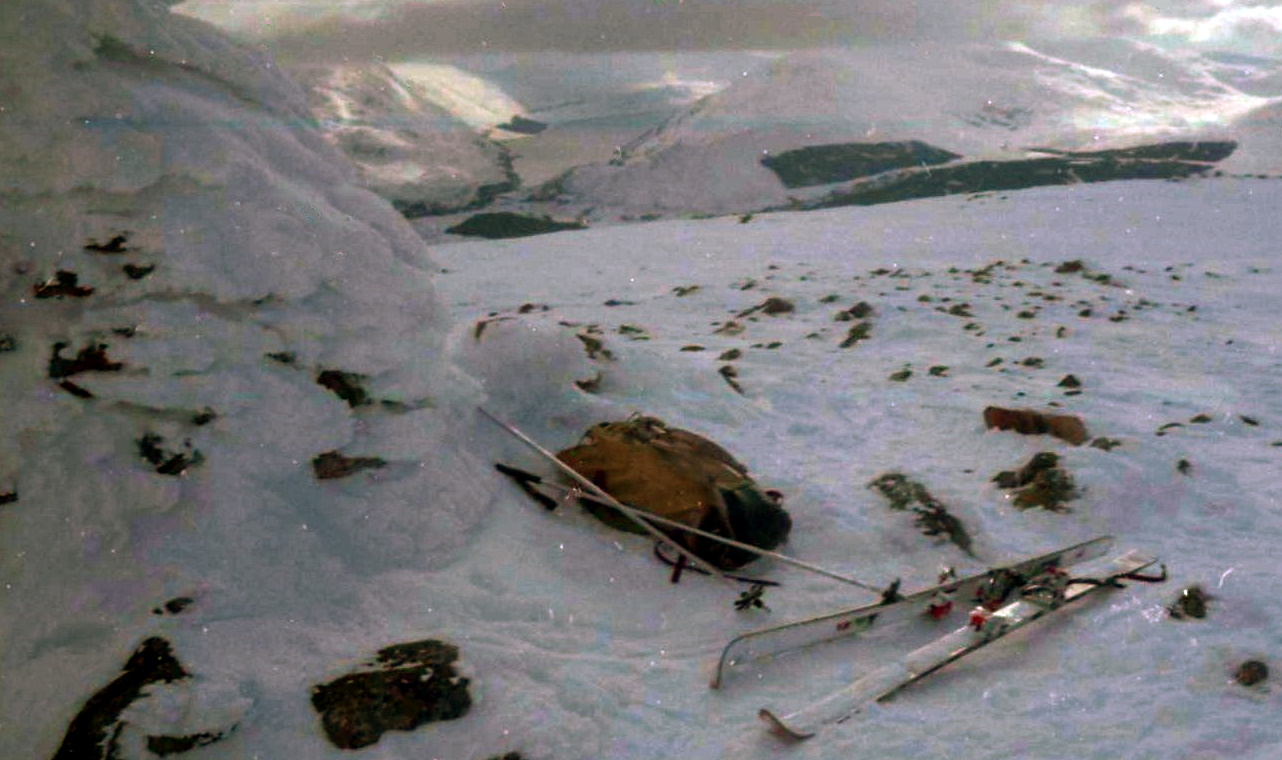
[
  {"left": 147, "top": 732, "right": 223, "bottom": 757},
  {"left": 138, "top": 434, "right": 202, "bottom": 476},
  {"left": 761, "top": 141, "right": 960, "bottom": 188},
  {"left": 52, "top": 637, "right": 190, "bottom": 760},
  {"left": 1058, "top": 374, "right": 1082, "bottom": 389},
  {"left": 152, "top": 596, "right": 196, "bottom": 616},
  {"left": 48, "top": 342, "right": 124, "bottom": 379},
  {"left": 1235, "top": 659, "right": 1268, "bottom": 686},
  {"left": 122, "top": 263, "right": 155, "bottom": 280},
  {"left": 84, "top": 233, "right": 130, "bottom": 253},
  {"left": 446, "top": 212, "right": 585, "bottom": 239},
  {"left": 58, "top": 380, "right": 95, "bottom": 398},
  {"left": 312, "top": 450, "right": 388, "bottom": 480},
  {"left": 264, "top": 351, "right": 297, "bottom": 365},
  {"left": 738, "top": 296, "right": 795, "bottom": 318},
  {"left": 316, "top": 369, "right": 370, "bottom": 408},
  {"left": 311, "top": 639, "right": 472, "bottom": 750},
  {"left": 983, "top": 406, "right": 1089, "bottom": 445},
  {"left": 1169, "top": 585, "right": 1209, "bottom": 620},
  {"left": 0, "top": 332, "right": 16, "bottom": 352},
  {"left": 496, "top": 115, "right": 548, "bottom": 135},
  {"left": 34, "top": 270, "right": 94, "bottom": 298}
]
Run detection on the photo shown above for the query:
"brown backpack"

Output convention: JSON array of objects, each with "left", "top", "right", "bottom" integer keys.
[{"left": 557, "top": 416, "right": 791, "bottom": 570}]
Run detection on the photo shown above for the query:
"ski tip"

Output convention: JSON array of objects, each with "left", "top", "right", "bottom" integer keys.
[{"left": 758, "top": 708, "right": 814, "bottom": 741}]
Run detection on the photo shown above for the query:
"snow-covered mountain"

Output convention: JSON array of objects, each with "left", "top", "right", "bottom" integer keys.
[
  {"left": 540, "top": 40, "right": 1276, "bottom": 220},
  {"left": 290, "top": 63, "right": 517, "bottom": 215},
  {"left": 390, "top": 61, "right": 532, "bottom": 131}
]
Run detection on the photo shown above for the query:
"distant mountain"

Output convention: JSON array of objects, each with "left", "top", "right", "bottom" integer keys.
[
  {"left": 290, "top": 63, "right": 517, "bottom": 216},
  {"left": 537, "top": 40, "right": 1274, "bottom": 220}
]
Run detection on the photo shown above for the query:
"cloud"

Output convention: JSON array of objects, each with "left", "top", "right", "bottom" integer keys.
[
  {"left": 174, "top": 0, "right": 1282, "bottom": 58},
  {"left": 1134, "top": 2, "right": 1282, "bottom": 54}
]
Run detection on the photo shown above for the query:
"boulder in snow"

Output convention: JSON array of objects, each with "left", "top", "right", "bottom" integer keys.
[
  {"left": 310, "top": 640, "right": 472, "bottom": 750},
  {"left": 983, "top": 406, "right": 1089, "bottom": 445}
]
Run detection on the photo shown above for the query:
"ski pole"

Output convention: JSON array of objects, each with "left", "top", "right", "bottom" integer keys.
[{"left": 481, "top": 408, "right": 885, "bottom": 595}]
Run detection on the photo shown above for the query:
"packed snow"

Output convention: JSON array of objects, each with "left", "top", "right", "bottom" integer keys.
[{"left": 3, "top": 2, "right": 1282, "bottom": 760}]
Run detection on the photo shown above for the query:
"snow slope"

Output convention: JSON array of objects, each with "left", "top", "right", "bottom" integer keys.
[
  {"left": 550, "top": 40, "right": 1273, "bottom": 219},
  {"left": 435, "top": 177, "right": 1282, "bottom": 760},
  {"left": 289, "top": 63, "right": 515, "bottom": 214}
]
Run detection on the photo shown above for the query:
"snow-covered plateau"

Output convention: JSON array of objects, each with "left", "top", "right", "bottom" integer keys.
[{"left": 3, "top": 2, "right": 1281, "bottom": 760}]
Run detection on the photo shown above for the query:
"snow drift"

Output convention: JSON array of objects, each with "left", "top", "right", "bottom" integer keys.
[{"left": 0, "top": 1, "right": 494, "bottom": 756}]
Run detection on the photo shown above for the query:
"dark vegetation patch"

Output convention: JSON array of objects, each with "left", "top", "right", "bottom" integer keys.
[
  {"left": 992, "top": 452, "right": 1077, "bottom": 511},
  {"left": 867, "top": 473, "right": 975, "bottom": 557},
  {"left": 719, "top": 364, "right": 744, "bottom": 394},
  {"left": 445, "top": 212, "right": 585, "bottom": 239},
  {"left": 797, "top": 141, "right": 1236, "bottom": 209},
  {"left": 737, "top": 296, "right": 795, "bottom": 318},
  {"left": 838, "top": 321, "right": 872, "bottom": 348},
  {"left": 761, "top": 141, "right": 961, "bottom": 188}
]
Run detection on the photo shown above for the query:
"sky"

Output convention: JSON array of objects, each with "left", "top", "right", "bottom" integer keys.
[{"left": 175, "top": 0, "right": 1282, "bottom": 59}]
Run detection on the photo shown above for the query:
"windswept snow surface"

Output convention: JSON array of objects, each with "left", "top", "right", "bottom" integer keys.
[
  {"left": 433, "top": 177, "right": 1282, "bottom": 759},
  {"left": 3, "top": 3, "right": 1282, "bottom": 760}
]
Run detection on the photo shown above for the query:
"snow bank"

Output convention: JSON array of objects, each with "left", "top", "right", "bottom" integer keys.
[{"left": 0, "top": 2, "right": 494, "bottom": 756}]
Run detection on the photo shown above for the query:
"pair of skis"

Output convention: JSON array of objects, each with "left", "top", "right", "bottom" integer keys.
[
  {"left": 758, "top": 550, "right": 1164, "bottom": 739},
  {"left": 710, "top": 534, "right": 1115, "bottom": 688}
]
